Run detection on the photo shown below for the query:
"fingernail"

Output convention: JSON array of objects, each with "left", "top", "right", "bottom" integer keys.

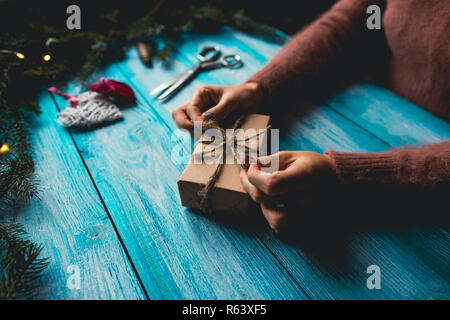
[{"left": 203, "top": 112, "right": 214, "bottom": 120}]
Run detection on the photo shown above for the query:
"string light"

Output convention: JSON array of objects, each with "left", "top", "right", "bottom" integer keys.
[
  {"left": 0, "top": 144, "right": 10, "bottom": 153},
  {"left": 2, "top": 50, "right": 51, "bottom": 61},
  {"left": 0, "top": 49, "right": 25, "bottom": 60}
]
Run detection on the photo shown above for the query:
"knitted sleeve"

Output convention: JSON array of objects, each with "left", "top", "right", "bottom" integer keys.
[
  {"left": 247, "top": 0, "right": 384, "bottom": 100},
  {"left": 326, "top": 141, "right": 450, "bottom": 186}
]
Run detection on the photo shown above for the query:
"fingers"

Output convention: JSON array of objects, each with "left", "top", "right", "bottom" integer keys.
[
  {"left": 186, "top": 85, "right": 222, "bottom": 122},
  {"left": 247, "top": 150, "right": 297, "bottom": 196},
  {"left": 202, "top": 96, "right": 234, "bottom": 121},
  {"left": 174, "top": 84, "right": 252, "bottom": 130},
  {"left": 171, "top": 104, "right": 194, "bottom": 131},
  {"left": 240, "top": 170, "right": 276, "bottom": 204},
  {"left": 247, "top": 164, "right": 282, "bottom": 196},
  {"left": 260, "top": 203, "right": 287, "bottom": 234},
  {"left": 186, "top": 102, "right": 203, "bottom": 123},
  {"left": 172, "top": 84, "right": 223, "bottom": 131},
  {"left": 257, "top": 151, "right": 294, "bottom": 169},
  {"left": 248, "top": 151, "right": 312, "bottom": 195}
]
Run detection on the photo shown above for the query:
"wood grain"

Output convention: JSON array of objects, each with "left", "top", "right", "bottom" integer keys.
[
  {"left": 109, "top": 27, "right": 449, "bottom": 299},
  {"left": 38, "top": 26, "right": 450, "bottom": 299},
  {"left": 8, "top": 92, "right": 146, "bottom": 299},
  {"left": 325, "top": 83, "right": 450, "bottom": 282},
  {"left": 326, "top": 83, "right": 450, "bottom": 146},
  {"left": 50, "top": 74, "right": 307, "bottom": 299}
]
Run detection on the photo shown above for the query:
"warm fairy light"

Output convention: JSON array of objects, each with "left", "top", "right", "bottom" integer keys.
[
  {"left": 43, "top": 54, "right": 51, "bottom": 62},
  {"left": 16, "top": 52, "right": 25, "bottom": 59},
  {"left": 0, "top": 144, "right": 10, "bottom": 153}
]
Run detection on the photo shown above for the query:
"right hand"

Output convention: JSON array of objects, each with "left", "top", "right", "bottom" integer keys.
[{"left": 171, "top": 82, "right": 264, "bottom": 134}]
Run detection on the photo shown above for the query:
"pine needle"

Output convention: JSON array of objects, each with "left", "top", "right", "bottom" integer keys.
[{"left": 0, "top": 221, "right": 49, "bottom": 300}]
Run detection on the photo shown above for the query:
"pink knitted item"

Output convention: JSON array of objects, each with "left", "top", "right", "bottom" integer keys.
[{"left": 48, "top": 87, "right": 79, "bottom": 107}]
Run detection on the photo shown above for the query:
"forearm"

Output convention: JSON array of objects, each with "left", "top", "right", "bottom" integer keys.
[
  {"left": 247, "top": 0, "right": 383, "bottom": 101},
  {"left": 326, "top": 141, "right": 450, "bottom": 187}
]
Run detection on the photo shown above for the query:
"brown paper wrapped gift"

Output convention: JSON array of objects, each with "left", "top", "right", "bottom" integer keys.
[{"left": 177, "top": 114, "right": 270, "bottom": 215}]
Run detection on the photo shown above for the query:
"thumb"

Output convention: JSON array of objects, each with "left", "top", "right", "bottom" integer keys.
[
  {"left": 257, "top": 151, "right": 293, "bottom": 170},
  {"left": 201, "top": 97, "right": 234, "bottom": 121}
]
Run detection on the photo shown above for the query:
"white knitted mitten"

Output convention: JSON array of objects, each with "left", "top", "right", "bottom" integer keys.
[{"left": 57, "top": 91, "right": 123, "bottom": 127}]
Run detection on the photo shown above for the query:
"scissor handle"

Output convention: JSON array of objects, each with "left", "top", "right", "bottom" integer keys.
[
  {"left": 197, "top": 47, "right": 221, "bottom": 62},
  {"left": 222, "top": 54, "right": 243, "bottom": 69},
  {"left": 199, "top": 54, "right": 243, "bottom": 71}
]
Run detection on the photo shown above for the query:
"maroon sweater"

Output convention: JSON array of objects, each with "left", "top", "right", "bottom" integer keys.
[{"left": 248, "top": 0, "right": 450, "bottom": 187}]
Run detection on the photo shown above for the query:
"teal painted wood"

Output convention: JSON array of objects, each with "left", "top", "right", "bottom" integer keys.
[
  {"left": 326, "top": 83, "right": 450, "bottom": 146},
  {"left": 40, "top": 27, "right": 449, "bottom": 299},
  {"left": 110, "top": 30, "right": 449, "bottom": 298},
  {"left": 264, "top": 107, "right": 449, "bottom": 299},
  {"left": 186, "top": 27, "right": 450, "bottom": 297},
  {"left": 8, "top": 92, "right": 146, "bottom": 299},
  {"left": 396, "top": 229, "right": 450, "bottom": 283},
  {"left": 325, "top": 83, "right": 450, "bottom": 282},
  {"left": 50, "top": 74, "right": 308, "bottom": 299}
]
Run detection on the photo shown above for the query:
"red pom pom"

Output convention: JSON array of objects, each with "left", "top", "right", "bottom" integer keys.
[{"left": 88, "top": 78, "right": 136, "bottom": 100}]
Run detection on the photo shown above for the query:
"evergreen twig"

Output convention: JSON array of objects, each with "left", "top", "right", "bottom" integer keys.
[
  {"left": 0, "top": 221, "right": 49, "bottom": 300},
  {"left": 0, "top": 0, "right": 289, "bottom": 299}
]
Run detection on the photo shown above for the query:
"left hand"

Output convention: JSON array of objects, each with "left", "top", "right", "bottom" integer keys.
[{"left": 240, "top": 151, "right": 337, "bottom": 235}]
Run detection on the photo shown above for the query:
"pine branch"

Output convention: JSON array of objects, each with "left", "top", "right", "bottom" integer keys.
[
  {"left": 0, "top": 109, "right": 38, "bottom": 214},
  {"left": 0, "top": 1, "right": 288, "bottom": 300},
  {"left": 0, "top": 221, "right": 49, "bottom": 300}
]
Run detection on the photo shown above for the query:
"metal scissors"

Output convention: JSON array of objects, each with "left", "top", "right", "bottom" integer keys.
[{"left": 150, "top": 46, "right": 243, "bottom": 101}]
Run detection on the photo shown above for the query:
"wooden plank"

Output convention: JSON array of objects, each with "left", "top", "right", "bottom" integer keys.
[
  {"left": 265, "top": 107, "right": 449, "bottom": 299},
  {"left": 233, "top": 26, "right": 450, "bottom": 292},
  {"left": 111, "top": 31, "right": 449, "bottom": 298},
  {"left": 7, "top": 92, "right": 146, "bottom": 299},
  {"left": 325, "top": 83, "right": 450, "bottom": 282},
  {"left": 175, "top": 27, "right": 450, "bottom": 297},
  {"left": 395, "top": 229, "right": 450, "bottom": 282},
  {"left": 50, "top": 72, "right": 308, "bottom": 299},
  {"left": 326, "top": 83, "right": 450, "bottom": 146}
]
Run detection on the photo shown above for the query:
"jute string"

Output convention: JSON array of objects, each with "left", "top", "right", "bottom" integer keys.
[{"left": 197, "top": 115, "right": 271, "bottom": 214}]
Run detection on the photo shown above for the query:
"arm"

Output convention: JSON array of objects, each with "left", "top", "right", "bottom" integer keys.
[
  {"left": 247, "top": 0, "right": 385, "bottom": 101},
  {"left": 326, "top": 141, "right": 450, "bottom": 186},
  {"left": 241, "top": 141, "right": 450, "bottom": 234},
  {"left": 172, "top": 0, "right": 386, "bottom": 132}
]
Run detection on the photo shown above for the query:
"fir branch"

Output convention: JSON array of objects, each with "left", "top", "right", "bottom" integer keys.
[
  {"left": 232, "top": 10, "right": 286, "bottom": 44},
  {"left": 0, "top": 1, "right": 290, "bottom": 300},
  {"left": 0, "top": 109, "right": 38, "bottom": 214},
  {"left": 0, "top": 221, "right": 48, "bottom": 300}
]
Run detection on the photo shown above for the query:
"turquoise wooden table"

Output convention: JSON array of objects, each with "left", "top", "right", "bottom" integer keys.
[{"left": 15, "top": 27, "right": 450, "bottom": 299}]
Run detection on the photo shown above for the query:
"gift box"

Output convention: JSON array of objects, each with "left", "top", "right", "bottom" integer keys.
[{"left": 177, "top": 114, "right": 271, "bottom": 215}]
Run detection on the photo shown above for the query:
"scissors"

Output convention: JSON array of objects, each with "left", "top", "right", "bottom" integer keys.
[{"left": 150, "top": 46, "right": 243, "bottom": 101}]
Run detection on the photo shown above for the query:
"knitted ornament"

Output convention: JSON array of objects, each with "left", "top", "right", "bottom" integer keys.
[
  {"left": 88, "top": 77, "right": 136, "bottom": 100},
  {"left": 48, "top": 78, "right": 136, "bottom": 128}
]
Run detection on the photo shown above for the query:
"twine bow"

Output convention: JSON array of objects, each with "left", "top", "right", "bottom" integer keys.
[{"left": 196, "top": 115, "right": 271, "bottom": 214}]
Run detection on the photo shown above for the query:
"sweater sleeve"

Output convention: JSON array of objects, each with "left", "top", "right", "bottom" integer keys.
[
  {"left": 325, "top": 141, "right": 450, "bottom": 186},
  {"left": 247, "top": 0, "right": 384, "bottom": 100}
]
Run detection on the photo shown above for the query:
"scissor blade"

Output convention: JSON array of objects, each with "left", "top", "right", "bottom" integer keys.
[
  {"left": 149, "top": 70, "right": 191, "bottom": 96},
  {"left": 157, "top": 68, "right": 197, "bottom": 101}
]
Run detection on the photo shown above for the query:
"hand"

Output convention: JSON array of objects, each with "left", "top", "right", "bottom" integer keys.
[
  {"left": 172, "top": 82, "right": 263, "bottom": 134},
  {"left": 240, "top": 151, "right": 337, "bottom": 236}
]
